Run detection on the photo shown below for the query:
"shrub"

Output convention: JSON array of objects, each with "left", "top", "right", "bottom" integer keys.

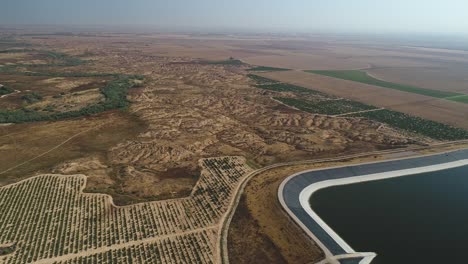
[
  {"left": 0, "top": 86, "right": 14, "bottom": 96},
  {"left": 21, "top": 92, "right": 43, "bottom": 104}
]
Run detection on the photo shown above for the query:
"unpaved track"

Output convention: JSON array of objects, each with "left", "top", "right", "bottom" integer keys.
[
  {"left": 32, "top": 226, "right": 217, "bottom": 264},
  {"left": 0, "top": 122, "right": 109, "bottom": 176},
  {"left": 334, "top": 108, "right": 384, "bottom": 117}
]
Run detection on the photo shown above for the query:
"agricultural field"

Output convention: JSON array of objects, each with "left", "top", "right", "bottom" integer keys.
[
  {"left": 446, "top": 95, "right": 468, "bottom": 104},
  {"left": 250, "top": 75, "right": 468, "bottom": 141},
  {"left": 349, "top": 110, "right": 468, "bottom": 141},
  {"left": 255, "top": 82, "right": 318, "bottom": 94},
  {"left": 0, "top": 156, "right": 253, "bottom": 264},
  {"left": 306, "top": 70, "right": 468, "bottom": 103},
  {"left": 259, "top": 70, "right": 468, "bottom": 130}
]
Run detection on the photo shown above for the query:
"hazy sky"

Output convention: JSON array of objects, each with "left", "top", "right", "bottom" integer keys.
[{"left": 2, "top": 0, "right": 468, "bottom": 35}]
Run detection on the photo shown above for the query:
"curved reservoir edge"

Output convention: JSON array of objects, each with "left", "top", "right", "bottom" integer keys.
[{"left": 278, "top": 148, "right": 468, "bottom": 264}]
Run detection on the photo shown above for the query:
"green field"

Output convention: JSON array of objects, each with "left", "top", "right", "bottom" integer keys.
[
  {"left": 349, "top": 109, "right": 468, "bottom": 140},
  {"left": 445, "top": 95, "right": 468, "bottom": 104},
  {"left": 305, "top": 70, "right": 467, "bottom": 102},
  {"left": 248, "top": 66, "right": 290, "bottom": 72},
  {"left": 274, "top": 97, "right": 377, "bottom": 115}
]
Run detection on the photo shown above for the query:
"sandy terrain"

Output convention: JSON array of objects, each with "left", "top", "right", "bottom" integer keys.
[
  {"left": 1, "top": 30, "right": 467, "bottom": 263},
  {"left": 1, "top": 32, "right": 416, "bottom": 206}
]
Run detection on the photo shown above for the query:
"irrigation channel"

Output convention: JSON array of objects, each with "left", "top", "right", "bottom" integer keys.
[{"left": 279, "top": 148, "right": 468, "bottom": 264}]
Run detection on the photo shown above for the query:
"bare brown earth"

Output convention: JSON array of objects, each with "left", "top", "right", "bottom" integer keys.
[
  {"left": 260, "top": 70, "right": 468, "bottom": 130},
  {"left": 0, "top": 111, "right": 146, "bottom": 185},
  {"left": 1, "top": 33, "right": 415, "bottom": 206},
  {"left": 1, "top": 31, "right": 467, "bottom": 263}
]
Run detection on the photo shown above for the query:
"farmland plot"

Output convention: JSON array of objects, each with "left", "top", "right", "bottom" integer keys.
[
  {"left": 251, "top": 75, "right": 468, "bottom": 141},
  {"left": 0, "top": 156, "right": 252, "bottom": 264}
]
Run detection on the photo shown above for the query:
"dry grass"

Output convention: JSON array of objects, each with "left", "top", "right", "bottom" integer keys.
[{"left": 0, "top": 111, "right": 145, "bottom": 186}]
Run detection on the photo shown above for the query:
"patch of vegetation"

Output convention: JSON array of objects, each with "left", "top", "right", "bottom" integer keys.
[
  {"left": 42, "top": 50, "right": 84, "bottom": 66},
  {"left": 21, "top": 92, "right": 43, "bottom": 104},
  {"left": 0, "top": 49, "right": 34, "bottom": 54},
  {"left": 349, "top": 109, "right": 468, "bottom": 140},
  {"left": 0, "top": 75, "right": 143, "bottom": 123},
  {"left": 0, "top": 42, "right": 145, "bottom": 123},
  {"left": 256, "top": 83, "right": 328, "bottom": 97},
  {"left": 247, "top": 74, "right": 279, "bottom": 85},
  {"left": 201, "top": 58, "right": 245, "bottom": 66},
  {"left": 44, "top": 105, "right": 55, "bottom": 112},
  {"left": 0, "top": 244, "right": 16, "bottom": 256},
  {"left": 0, "top": 62, "right": 117, "bottom": 77},
  {"left": 0, "top": 48, "right": 84, "bottom": 69},
  {"left": 23, "top": 71, "right": 116, "bottom": 78},
  {"left": 306, "top": 70, "right": 464, "bottom": 100},
  {"left": 248, "top": 66, "right": 290, "bottom": 72},
  {"left": 274, "top": 97, "right": 377, "bottom": 115},
  {"left": 0, "top": 37, "right": 32, "bottom": 49},
  {"left": 0, "top": 85, "right": 14, "bottom": 95}
]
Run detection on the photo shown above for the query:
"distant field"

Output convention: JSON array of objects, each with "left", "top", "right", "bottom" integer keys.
[
  {"left": 305, "top": 70, "right": 467, "bottom": 103},
  {"left": 248, "top": 66, "right": 290, "bottom": 72},
  {"left": 446, "top": 95, "right": 468, "bottom": 104}
]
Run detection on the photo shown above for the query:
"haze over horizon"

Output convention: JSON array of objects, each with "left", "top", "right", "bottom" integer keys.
[{"left": 2, "top": 0, "right": 468, "bottom": 36}]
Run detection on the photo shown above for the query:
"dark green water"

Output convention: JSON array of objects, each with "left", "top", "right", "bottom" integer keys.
[{"left": 310, "top": 165, "right": 468, "bottom": 264}]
